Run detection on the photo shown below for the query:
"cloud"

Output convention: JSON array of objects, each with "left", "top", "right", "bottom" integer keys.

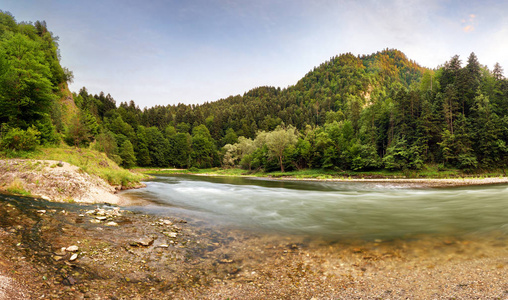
[{"left": 462, "top": 13, "right": 476, "bottom": 32}]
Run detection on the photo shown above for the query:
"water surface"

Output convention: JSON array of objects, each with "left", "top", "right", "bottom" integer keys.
[{"left": 121, "top": 175, "right": 508, "bottom": 240}]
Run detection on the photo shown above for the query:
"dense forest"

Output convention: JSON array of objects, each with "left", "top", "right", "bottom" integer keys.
[{"left": 1, "top": 11, "right": 508, "bottom": 173}]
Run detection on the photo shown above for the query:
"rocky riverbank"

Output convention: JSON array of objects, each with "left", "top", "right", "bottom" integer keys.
[
  {"left": 273, "top": 176, "right": 508, "bottom": 188},
  {"left": 2, "top": 162, "right": 508, "bottom": 299},
  {"left": 1, "top": 192, "right": 508, "bottom": 299}
]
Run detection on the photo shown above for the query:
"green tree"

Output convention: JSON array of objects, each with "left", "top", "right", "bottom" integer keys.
[
  {"left": 263, "top": 125, "right": 298, "bottom": 172},
  {"left": 119, "top": 140, "right": 136, "bottom": 168},
  {"left": 0, "top": 33, "right": 55, "bottom": 127}
]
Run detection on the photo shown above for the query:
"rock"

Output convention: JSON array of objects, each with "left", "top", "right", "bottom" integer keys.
[
  {"left": 165, "top": 232, "right": 177, "bottom": 238},
  {"left": 36, "top": 210, "right": 46, "bottom": 214},
  {"left": 95, "top": 216, "right": 108, "bottom": 221},
  {"left": 53, "top": 255, "right": 64, "bottom": 261},
  {"left": 131, "top": 236, "right": 155, "bottom": 247},
  {"left": 162, "top": 219, "right": 172, "bottom": 225},
  {"left": 69, "top": 253, "right": 78, "bottom": 261},
  {"left": 106, "top": 221, "right": 118, "bottom": 226},
  {"left": 95, "top": 209, "right": 106, "bottom": 216},
  {"left": 66, "top": 245, "right": 79, "bottom": 252},
  {"left": 158, "top": 244, "right": 169, "bottom": 248}
]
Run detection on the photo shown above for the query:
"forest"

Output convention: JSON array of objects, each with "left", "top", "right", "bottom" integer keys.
[{"left": 1, "top": 10, "right": 508, "bottom": 173}]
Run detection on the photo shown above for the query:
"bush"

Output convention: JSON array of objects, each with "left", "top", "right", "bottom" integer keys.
[{"left": 1, "top": 127, "right": 41, "bottom": 151}]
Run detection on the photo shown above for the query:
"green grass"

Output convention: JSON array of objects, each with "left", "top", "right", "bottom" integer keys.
[
  {"left": 6, "top": 178, "right": 31, "bottom": 196},
  {"left": 1, "top": 146, "right": 146, "bottom": 188}
]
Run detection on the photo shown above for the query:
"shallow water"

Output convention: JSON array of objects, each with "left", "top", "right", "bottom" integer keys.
[{"left": 120, "top": 175, "right": 508, "bottom": 240}]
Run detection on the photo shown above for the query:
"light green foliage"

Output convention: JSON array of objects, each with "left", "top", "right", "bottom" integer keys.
[
  {"left": 262, "top": 125, "right": 298, "bottom": 172},
  {"left": 0, "top": 33, "right": 55, "bottom": 128},
  {"left": 222, "top": 143, "right": 238, "bottom": 168},
  {"left": 1, "top": 126, "right": 41, "bottom": 151}
]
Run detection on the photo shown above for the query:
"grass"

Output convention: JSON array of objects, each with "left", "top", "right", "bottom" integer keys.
[
  {"left": 6, "top": 178, "right": 31, "bottom": 196},
  {"left": 1, "top": 145, "right": 146, "bottom": 188}
]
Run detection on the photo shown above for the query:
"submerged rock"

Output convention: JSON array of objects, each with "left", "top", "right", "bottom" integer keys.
[{"left": 130, "top": 236, "right": 155, "bottom": 247}]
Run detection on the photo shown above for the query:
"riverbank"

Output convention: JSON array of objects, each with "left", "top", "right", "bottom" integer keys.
[
  {"left": 271, "top": 175, "right": 508, "bottom": 187},
  {"left": 0, "top": 159, "right": 134, "bottom": 205},
  {"left": 144, "top": 168, "right": 508, "bottom": 188},
  {"left": 2, "top": 163, "right": 508, "bottom": 298},
  {"left": 1, "top": 192, "right": 508, "bottom": 299}
]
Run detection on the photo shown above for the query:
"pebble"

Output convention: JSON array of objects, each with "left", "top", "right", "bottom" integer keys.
[
  {"left": 131, "top": 236, "right": 155, "bottom": 247},
  {"left": 69, "top": 253, "right": 78, "bottom": 261},
  {"left": 166, "top": 232, "right": 177, "bottom": 238},
  {"left": 106, "top": 222, "right": 118, "bottom": 226},
  {"left": 95, "top": 216, "right": 108, "bottom": 221},
  {"left": 66, "top": 245, "right": 79, "bottom": 252}
]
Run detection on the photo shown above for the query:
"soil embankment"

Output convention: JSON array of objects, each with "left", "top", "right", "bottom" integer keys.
[{"left": 0, "top": 159, "right": 124, "bottom": 205}]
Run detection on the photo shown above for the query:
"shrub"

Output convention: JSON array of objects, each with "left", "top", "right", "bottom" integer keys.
[{"left": 1, "top": 127, "right": 41, "bottom": 151}]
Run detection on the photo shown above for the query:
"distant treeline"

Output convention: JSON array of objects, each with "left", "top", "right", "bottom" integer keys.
[{"left": 1, "top": 11, "right": 508, "bottom": 172}]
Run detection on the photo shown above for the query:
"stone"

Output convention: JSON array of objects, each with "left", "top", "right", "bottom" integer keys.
[
  {"left": 66, "top": 245, "right": 79, "bottom": 252},
  {"left": 95, "top": 216, "right": 107, "bottom": 221},
  {"left": 166, "top": 232, "right": 177, "bottom": 238},
  {"left": 69, "top": 253, "right": 78, "bottom": 261},
  {"left": 132, "top": 236, "right": 155, "bottom": 247},
  {"left": 106, "top": 222, "right": 118, "bottom": 226}
]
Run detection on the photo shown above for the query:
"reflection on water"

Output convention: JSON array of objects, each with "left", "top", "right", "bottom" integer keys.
[{"left": 122, "top": 175, "right": 508, "bottom": 240}]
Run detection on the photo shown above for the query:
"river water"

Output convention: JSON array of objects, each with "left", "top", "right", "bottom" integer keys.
[{"left": 120, "top": 175, "right": 508, "bottom": 240}]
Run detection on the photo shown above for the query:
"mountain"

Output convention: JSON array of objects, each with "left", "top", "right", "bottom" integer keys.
[{"left": 2, "top": 10, "right": 508, "bottom": 172}]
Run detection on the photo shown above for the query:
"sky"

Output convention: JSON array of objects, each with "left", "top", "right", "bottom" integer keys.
[{"left": 2, "top": 0, "right": 508, "bottom": 108}]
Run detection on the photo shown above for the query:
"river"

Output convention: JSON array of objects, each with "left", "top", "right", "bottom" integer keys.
[{"left": 121, "top": 175, "right": 508, "bottom": 241}]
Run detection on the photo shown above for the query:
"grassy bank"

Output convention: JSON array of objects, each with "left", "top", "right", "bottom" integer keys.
[
  {"left": 138, "top": 164, "right": 507, "bottom": 180},
  {"left": 0, "top": 146, "right": 146, "bottom": 188}
]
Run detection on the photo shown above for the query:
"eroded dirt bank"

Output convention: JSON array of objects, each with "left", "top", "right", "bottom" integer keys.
[
  {"left": 1, "top": 193, "right": 508, "bottom": 299},
  {"left": 0, "top": 159, "right": 124, "bottom": 204}
]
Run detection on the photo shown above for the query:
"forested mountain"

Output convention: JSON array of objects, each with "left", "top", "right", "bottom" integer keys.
[{"left": 1, "top": 11, "right": 508, "bottom": 173}]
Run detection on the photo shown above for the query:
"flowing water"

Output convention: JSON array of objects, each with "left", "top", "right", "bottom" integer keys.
[{"left": 121, "top": 175, "right": 508, "bottom": 240}]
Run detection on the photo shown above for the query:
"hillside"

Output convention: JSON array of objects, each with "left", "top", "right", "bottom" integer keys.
[{"left": 1, "top": 10, "right": 508, "bottom": 174}]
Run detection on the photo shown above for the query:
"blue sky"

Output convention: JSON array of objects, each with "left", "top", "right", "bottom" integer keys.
[{"left": 2, "top": 0, "right": 508, "bottom": 108}]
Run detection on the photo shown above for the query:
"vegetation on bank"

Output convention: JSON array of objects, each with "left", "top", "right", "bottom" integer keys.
[
  {"left": 140, "top": 164, "right": 507, "bottom": 180},
  {"left": 1, "top": 11, "right": 508, "bottom": 179},
  {"left": 0, "top": 146, "right": 145, "bottom": 188}
]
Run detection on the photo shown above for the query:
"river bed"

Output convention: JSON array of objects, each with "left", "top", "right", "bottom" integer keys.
[{"left": 2, "top": 175, "right": 508, "bottom": 298}]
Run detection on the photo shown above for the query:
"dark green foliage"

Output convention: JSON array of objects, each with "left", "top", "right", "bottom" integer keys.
[{"left": 119, "top": 140, "right": 136, "bottom": 169}]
